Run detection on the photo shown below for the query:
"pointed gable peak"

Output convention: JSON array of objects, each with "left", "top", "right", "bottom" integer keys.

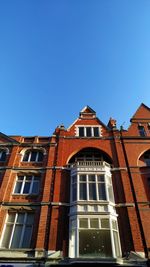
[
  {"left": 130, "top": 103, "right": 150, "bottom": 122},
  {"left": 79, "top": 106, "right": 96, "bottom": 118}
]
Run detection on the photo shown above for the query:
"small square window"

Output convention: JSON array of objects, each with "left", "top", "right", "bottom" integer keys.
[
  {"left": 79, "top": 218, "right": 88, "bottom": 228},
  {"left": 101, "top": 219, "right": 110, "bottom": 229},
  {"left": 90, "top": 218, "right": 99, "bottom": 228}
]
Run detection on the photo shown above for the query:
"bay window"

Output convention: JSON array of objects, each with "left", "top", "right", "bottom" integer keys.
[
  {"left": 71, "top": 174, "right": 113, "bottom": 202},
  {"left": 69, "top": 217, "right": 121, "bottom": 258}
]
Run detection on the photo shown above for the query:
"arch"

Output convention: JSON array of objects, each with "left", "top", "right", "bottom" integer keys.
[
  {"left": 20, "top": 147, "right": 47, "bottom": 156},
  {"left": 0, "top": 147, "right": 9, "bottom": 154},
  {"left": 0, "top": 147, "right": 9, "bottom": 162},
  {"left": 67, "top": 147, "right": 112, "bottom": 165},
  {"left": 20, "top": 147, "right": 46, "bottom": 163},
  {"left": 138, "top": 148, "right": 150, "bottom": 167}
]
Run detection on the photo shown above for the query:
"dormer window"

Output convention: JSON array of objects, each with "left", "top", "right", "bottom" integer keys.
[
  {"left": 22, "top": 150, "right": 43, "bottom": 162},
  {"left": 77, "top": 126, "right": 101, "bottom": 137}
]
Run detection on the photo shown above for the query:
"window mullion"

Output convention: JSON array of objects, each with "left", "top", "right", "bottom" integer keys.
[
  {"left": 28, "top": 152, "right": 31, "bottom": 162},
  {"left": 30, "top": 176, "right": 34, "bottom": 194},
  {"left": 105, "top": 176, "right": 109, "bottom": 201},
  {"left": 21, "top": 176, "right": 26, "bottom": 194},
  {"left": 77, "top": 175, "right": 79, "bottom": 201},
  {"left": 110, "top": 218, "right": 116, "bottom": 258},
  {"left": 77, "top": 217, "right": 79, "bottom": 257},
  {"left": 9, "top": 213, "right": 17, "bottom": 249},
  {"left": 36, "top": 152, "right": 39, "bottom": 162},
  {"left": 87, "top": 175, "right": 89, "bottom": 201},
  {"left": 96, "top": 175, "right": 99, "bottom": 201},
  {"left": 91, "top": 127, "right": 94, "bottom": 137}
]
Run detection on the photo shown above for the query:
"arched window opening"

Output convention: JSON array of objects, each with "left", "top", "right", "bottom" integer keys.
[
  {"left": 22, "top": 150, "right": 44, "bottom": 162},
  {"left": 0, "top": 149, "right": 7, "bottom": 162},
  {"left": 138, "top": 149, "right": 150, "bottom": 167}
]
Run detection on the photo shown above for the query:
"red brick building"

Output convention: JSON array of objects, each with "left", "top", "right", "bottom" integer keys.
[{"left": 0, "top": 103, "right": 150, "bottom": 267}]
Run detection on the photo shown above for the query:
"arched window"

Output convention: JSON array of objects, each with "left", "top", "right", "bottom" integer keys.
[
  {"left": 143, "top": 150, "right": 150, "bottom": 166},
  {"left": 22, "top": 150, "right": 44, "bottom": 162},
  {"left": 138, "top": 149, "right": 150, "bottom": 167},
  {"left": 0, "top": 149, "right": 7, "bottom": 162}
]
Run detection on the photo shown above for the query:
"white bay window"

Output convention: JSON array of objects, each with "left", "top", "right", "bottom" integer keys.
[{"left": 69, "top": 156, "right": 121, "bottom": 259}]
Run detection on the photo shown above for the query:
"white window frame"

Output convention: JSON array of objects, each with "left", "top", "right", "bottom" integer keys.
[
  {"left": 0, "top": 212, "right": 33, "bottom": 249},
  {"left": 13, "top": 175, "right": 40, "bottom": 195},
  {"left": 76, "top": 126, "right": 102, "bottom": 137},
  {"left": 69, "top": 215, "right": 121, "bottom": 258},
  {"left": 71, "top": 173, "right": 114, "bottom": 203},
  {"left": 22, "top": 150, "right": 43, "bottom": 162}
]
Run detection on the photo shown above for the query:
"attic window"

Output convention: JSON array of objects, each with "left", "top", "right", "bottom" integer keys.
[{"left": 77, "top": 126, "right": 101, "bottom": 137}]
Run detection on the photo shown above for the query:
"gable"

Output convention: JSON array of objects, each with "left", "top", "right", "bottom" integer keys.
[
  {"left": 67, "top": 106, "right": 109, "bottom": 137},
  {"left": 131, "top": 103, "right": 150, "bottom": 121}
]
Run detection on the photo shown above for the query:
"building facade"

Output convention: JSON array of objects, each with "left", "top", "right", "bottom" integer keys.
[{"left": 0, "top": 104, "right": 150, "bottom": 267}]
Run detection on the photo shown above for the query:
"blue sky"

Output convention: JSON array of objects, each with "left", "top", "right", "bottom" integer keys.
[{"left": 0, "top": 0, "right": 150, "bottom": 136}]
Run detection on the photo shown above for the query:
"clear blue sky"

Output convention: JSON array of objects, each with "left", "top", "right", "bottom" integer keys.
[{"left": 0, "top": 0, "right": 150, "bottom": 136}]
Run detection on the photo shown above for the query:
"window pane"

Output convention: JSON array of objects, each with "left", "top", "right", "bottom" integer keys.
[
  {"left": 90, "top": 219, "right": 99, "bottom": 228},
  {"left": 30, "top": 151, "right": 37, "bottom": 161},
  {"left": 80, "top": 175, "right": 86, "bottom": 182},
  {"left": 1, "top": 225, "right": 13, "bottom": 248},
  {"left": 98, "top": 183, "right": 106, "bottom": 200},
  {"left": 14, "top": 182, "right": 22, "bottom": 193},
  {"left": 79, "top": 183, "right": 87, "bottom": 200},
  {"left": 94, "top": 127, "right": 99, "bottom": 137},
  {"left": 138, "top": 126, "right": 146, "bottom": 137},
  {"left": 79, "top": 230, "right": 112, "bottom": 257},
  {"left": 38, "top": 152, "right": 43, "bottom": 162},
  {"left": 108, "top": 185, "right": 114, "bottom": 202},
  {"left": 17, "top": 213, "right": 25, "bottom": 224},
  {"left": 97, "top": 175, "right": 105, "bottom": 182},
  {"left": 112, "top": 220, "right": 117, "bottom": 230},
  {"left": 11, "top": 225, "right": 22, "bottom": 248},
  {"left": 26, "top": 214, "right": 34, "bottom": 224},
  {"left": 18, "top": 176, "right": 24, "bottom": 181},
  {"left": 7, "top": 213, "right": 16, "bottom": 223},
  {"left": 23, "top": 182, "right": 31, "bottom": 194},
  {"left": 22, "top": 226, "right": 32, "bottom": 248},
  {"left": 79, "top": 219, "right": 88, "bottom": 228},
  {"left": 88, "top": 175, "right": 95, "bottom": 182},
  {"left": 113, "top": 231, "right": 120, "bottom": 257},
  {"left": 32, "top": 181, "right": 39, "bottom": 194},
  {"left": 89, "top": 183, "right": 97, "bottom": 200},
  {"left": 23, "top": 152, "right": 29, "bottom": 161},
  {"left": 101, "top": 219, "right": 110, "bottom": 229},
  {"left": 79, "top": 127, "right": 84, "bottom": 137},
  {"left": 0, "top": 151, "right": 6, "bottom": 161},
  {"left": 86, "top": 127, "right": 92, "bottom": 137},
  {"left": 26, "top": 176, "right": 32, "bottom": 181}
]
